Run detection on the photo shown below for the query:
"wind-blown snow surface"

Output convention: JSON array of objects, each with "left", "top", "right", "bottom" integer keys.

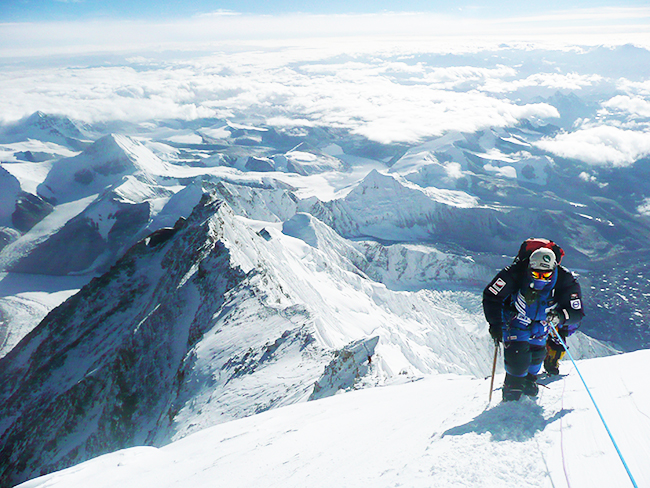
[{"left": 18, "top": 349, "right": 650, "bottom": 488}]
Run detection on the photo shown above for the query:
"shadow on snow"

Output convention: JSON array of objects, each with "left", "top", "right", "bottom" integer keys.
[{"left": 442, "top": 400, "right": 573, "bottom": 442}]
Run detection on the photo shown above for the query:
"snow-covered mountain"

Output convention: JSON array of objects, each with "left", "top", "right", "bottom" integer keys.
[
  {"left": 36, "top": 134, "right": 170, "bottom": 205},
  {"left": 2, "top": 42, "right": 650, "bottom": 487},
  {"left": 0, "top": 111, "right": 89, "bottom": 152},
  {"left": 0, "top": 110, "right": 638, "bottom": 484}
]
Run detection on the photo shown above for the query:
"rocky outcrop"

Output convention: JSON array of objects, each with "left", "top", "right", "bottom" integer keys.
[
  {"left": 0, "top": 195, "right": 245, "bottom": 486},
  {"left": 310, "top": 336, "right": 379, "bottom": 401}
]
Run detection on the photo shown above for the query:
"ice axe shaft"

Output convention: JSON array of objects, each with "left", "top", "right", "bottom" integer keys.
[{"left": 488, "top": 342, "right": 499, "bottom": 402}]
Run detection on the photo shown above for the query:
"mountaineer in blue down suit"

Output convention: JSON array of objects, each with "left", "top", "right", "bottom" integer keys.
[{"left": 483, "top": 242, "right": 585, "bottom": 401}]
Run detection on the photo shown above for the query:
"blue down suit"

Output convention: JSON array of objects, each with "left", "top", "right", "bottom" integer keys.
[{"left": 483, "top": 260, "right": 585, "bottom": 379}]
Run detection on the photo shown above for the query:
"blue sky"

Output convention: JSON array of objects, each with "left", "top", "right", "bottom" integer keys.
[
  {"left": 3, "top": 0, "right": 650, "bottom": 21},
  {"left": 1, "top": 1, "right": 649, "bottom": 59}
]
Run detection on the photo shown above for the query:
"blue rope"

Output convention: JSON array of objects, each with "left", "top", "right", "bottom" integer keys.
[{"left": 549, "top": 327, "right": 639, "bottom": 488}]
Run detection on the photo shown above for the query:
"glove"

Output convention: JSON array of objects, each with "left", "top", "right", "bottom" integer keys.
[
  {"left": 489, "top": 323, "right": 502, "bottom": 343},
  {"left": 546, "top": 310, "right": 565, "bottom": 328}
]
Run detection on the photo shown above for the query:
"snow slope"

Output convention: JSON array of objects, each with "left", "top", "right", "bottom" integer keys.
[
  {"left": 0, "top": 112, "right": 89, "bottom": 151},
  {"left": 18, "top": 349, "right": 650, "bottom": 488},
  {"left": 0, "top": 272, "right": 87, "bottom": 357}
]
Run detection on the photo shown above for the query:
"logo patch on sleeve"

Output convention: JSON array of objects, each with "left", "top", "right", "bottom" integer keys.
[
  {"left": 489, "top": 278, "right": 506, "bottom": 295},
  {"left": 571, "top": 299, "right": 582, "bottom": 309}
]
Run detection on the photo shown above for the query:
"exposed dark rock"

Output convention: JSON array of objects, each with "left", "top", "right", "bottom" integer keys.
[
  {"left": 0, "top": 195, "right": 245, "bottom": 486},
  {"left": 12, "top": 192, "right": 54, "bottom": 233},
  {"left": 144, "top": 217, "right": 187, "bottom": 248},
  {"left": 14, "top": 151, "right": 55, "bottom": 163},
  {"left": 245, "top": 156, "right": 275, "bottom": 172},
  {"left": 309, "top": 336, "right": 379, "bottom": 401}
]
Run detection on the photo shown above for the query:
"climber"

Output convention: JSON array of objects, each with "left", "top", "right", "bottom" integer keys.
[{"left": 483, "top": 238, "right": 585, "bottom": 401}]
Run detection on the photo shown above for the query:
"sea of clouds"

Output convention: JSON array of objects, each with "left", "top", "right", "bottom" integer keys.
[{"left": 1, "top": 8, "right": 650, "bottom": 167}]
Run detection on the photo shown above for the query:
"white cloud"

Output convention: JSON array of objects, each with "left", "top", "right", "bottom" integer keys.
[
  {"left": 482, "top": 72, "right": 604, "bottom": 94},
  {"left": 535, "top": 126, "right": 650, "bottom": 166},
  {"left": 617, "top": 79, "right": 650, "bottom": 97},
  {"left": 0, "top": 46, "right": 565, "bottom": 144},
  {"left": 638, "top": 197, "right": 650, "bottom": 216},
  {"left": 579, "top": 171, "right": 596, "bottom": 182},
  {"left": 579, "top": 171, "right": 608, "bottom": 188},
  {"left": 602, "top": 95, "right": 650, "bottom": 118},
  {"left": 195, "top": 10, "right": 242, "bottom": 17},
  {"left": 484, "top": 164, "right": 517, "bottom": 179},
  {"left": 419, "top": 65, "right": 518, "bottom": 90},
  {"left": 0, "top": 30, "right": 646, "bottom": 150}
]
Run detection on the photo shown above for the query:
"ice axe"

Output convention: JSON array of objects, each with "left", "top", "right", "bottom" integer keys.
[{"left": 488, "top": 341, "right": 499, "bottom": 402}]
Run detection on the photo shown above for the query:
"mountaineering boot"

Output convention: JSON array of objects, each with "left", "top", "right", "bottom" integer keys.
[
  {"left": 544, "top": 346, "right": 565, "bottom": 376},
  {"left": 544, "top": 354, "right": 559, "bottom": 375},
  {"left": 523, "top": 373, "right": 539, "bottom": 397},
  {"left": 503, "top": 373, "right": 526, "bottom": 402}
]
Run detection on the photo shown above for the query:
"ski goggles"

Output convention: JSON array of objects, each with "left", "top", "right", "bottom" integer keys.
[{"left": 531, "top": 269, "right": 553, "bottom": 280}]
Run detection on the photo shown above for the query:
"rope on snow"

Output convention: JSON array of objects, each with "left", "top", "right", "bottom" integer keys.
[
  {"left": 559, "top": 372, "right": 572, "bottom": 488},
  {"left": 549, "top": 327, "right": 639, "bottom": 488}
]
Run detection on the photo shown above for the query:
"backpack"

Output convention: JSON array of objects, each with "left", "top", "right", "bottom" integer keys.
[{"left": 513, "top": 238, "right": 564, "bottom": 265}]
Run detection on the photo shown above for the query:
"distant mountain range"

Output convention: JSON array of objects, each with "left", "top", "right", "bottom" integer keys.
[{"left": 0, "top": 87, "right": 645, "bottom": 484}]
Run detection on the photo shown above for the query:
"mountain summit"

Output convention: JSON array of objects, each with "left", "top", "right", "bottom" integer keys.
[
  {"left": 37, "top": 134, "right": 168, "bottom": 205},
  {"left": 0, "top": 111, "right": 88, "bottom": 150}
]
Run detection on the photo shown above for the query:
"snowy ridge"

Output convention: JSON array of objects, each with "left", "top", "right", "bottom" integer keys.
[
  {"left": 309, "top": 336, "right": 380, "bottom": 400},
  {"left": 0, "top": 194, "right": 325, "bottom": 485},
  {"left": 0, "top": 191, "right": 482, "bottom": 484},
  {"left": 0, "top": 112, "right": 89, "bottom": 151},
  {"left": 0, "top": 166, "right": 21, "bottom": 228},
  {"left": 316, "top": 170, "right": 503, "bottom": 250},
  {"left": 0, "top": 108, "right": 634, "bottom": 487},
  {"left": 16, "top": 349, "right": 650, "bottom": 488},
  {"left": 0, "top": 195, "right": 98, "bottom": 275},
  {"left": 390, "top": 129, "right": 555, "bottom": 189},
  {"left": 283, "top": 142, "right": 347, "bottom": 176},
  {"left": 357, "top": 241, "right": 493, "bottom": 291}
]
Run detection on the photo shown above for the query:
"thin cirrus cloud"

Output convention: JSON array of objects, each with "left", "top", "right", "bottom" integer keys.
[{"left": 2, "top": 6, "right": 650, "bottom": 57}]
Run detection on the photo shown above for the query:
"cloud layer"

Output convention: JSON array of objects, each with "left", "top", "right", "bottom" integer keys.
[
  {"left": 1, "top": 29, "right": 649, "bottom": 163},
  {"left": 2, "top": 6, "right": 650, "bottom": 57},
  {"left": 0, "top": 45, "right": 565, "bottom": 144},
  {"left": 536, "top": 126, "right": 650, "bottom": 166}
]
